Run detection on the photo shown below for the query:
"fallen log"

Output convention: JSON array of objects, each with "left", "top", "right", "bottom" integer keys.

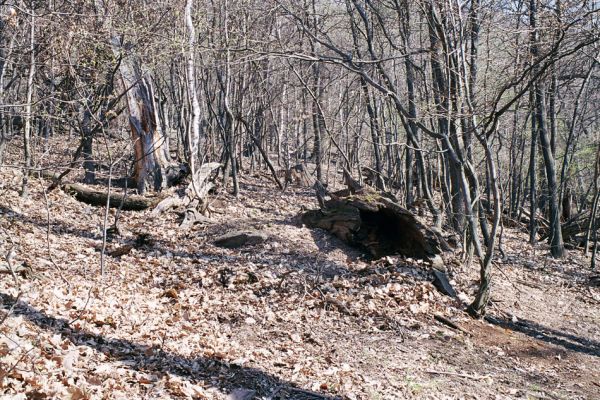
[
  {"left": 62, "top": 183, "right": 163, "bottom": 211},
  {"left": 538, "top": 210, "right": 598, "bottom": 244},
  {"left": 302, "top": 185, "right": 442, "bottom": 259}
]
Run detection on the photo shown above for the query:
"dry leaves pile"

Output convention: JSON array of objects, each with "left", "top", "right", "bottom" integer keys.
[{"left": 1, "top": 169, "right": 599, "bottom": 399}]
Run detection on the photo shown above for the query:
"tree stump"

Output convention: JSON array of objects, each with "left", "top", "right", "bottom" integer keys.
[
  {"left": 152, "top": 162, "right": 221, "bottom": 227},
  {"left": 302, "top": 188, "right": 442, "bottom": 259}
]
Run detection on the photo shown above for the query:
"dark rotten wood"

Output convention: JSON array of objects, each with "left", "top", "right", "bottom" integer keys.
[{"left": 302, "top": 187, "right": 442, "bottom": 259}]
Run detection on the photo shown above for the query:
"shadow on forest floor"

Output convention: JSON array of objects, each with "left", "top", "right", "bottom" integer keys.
[
  {"left": 512, "top": 251, "right": 594, "bottom": 285},
  {"left": 0, "top": 292, "right": 340, "bottom": 399},
  {"left": 485, "top": 315, "right": 600, "bottom": 358},
  {"left": 0, "top": 205, "right": 100, "bottom": 241},
  {"left": 0, "top": 203, "right": 427, "bottom": 287}
]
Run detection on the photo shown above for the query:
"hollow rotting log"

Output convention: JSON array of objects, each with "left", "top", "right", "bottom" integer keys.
[{"left": 302, "top": 185, "right": 443, "bottom": 260}]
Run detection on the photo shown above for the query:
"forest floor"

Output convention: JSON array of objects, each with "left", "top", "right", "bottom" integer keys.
[{"left": 1, "top": 155, "right": 600, "bottom": 399}]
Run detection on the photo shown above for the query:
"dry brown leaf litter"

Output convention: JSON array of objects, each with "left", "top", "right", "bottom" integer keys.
[{"left": 0, "top": 168, "right": 599, "bottom": 399}]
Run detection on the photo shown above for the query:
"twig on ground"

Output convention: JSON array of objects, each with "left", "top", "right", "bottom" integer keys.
[
  {"left": 433, "top": 313, "right": 471, "bottom": 336},
  {"left": 424, "top": 369, "right": 489, "bottom": 380},
  {"left": 0, "top": 345, "right": 35, "bottom": 381},
  {"left": 68, "top": 284, "right": 94, "bottom": 326},
  {"left": 5, "top": 246, "right": 19, "bottom": 289}
]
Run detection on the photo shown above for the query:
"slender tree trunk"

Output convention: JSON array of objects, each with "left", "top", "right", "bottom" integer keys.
[
  {"left": 185, "top": 0, "right": 201, "bottom": 173},
  {"left": 425, "top": 3, "right": 465, "bottom": 232},
  {"left": 21, "top": 6, "right": 35, "bottom": 197},
  {"left": 82, "top": 106, "right": 95, "bottom": 183},
  {"left": 312, "top": 66, "right": 323, "bottom": 182},
  {"left": 530, "top": 0, "right": 564, "bottom": 258},
  {"left": 468, "top": 141, "right": 501, "bottom": 316},
  {"left": 396, "top": 0, "right": 441, "bottom": 224},
  {"left": 559, "top": 58, "right": 595, "bottom": 207},
  {"left": 528, "top": 96, "right": 538, "bottom": 244},
  {"left": 221, "top": 0, "right": 238, "bottom": 196},
  {"left": 360, "top": 81, "right": 385, "bottom": 190},
  {"left": 585, "top": 142, "right": 600, "bottom": 255}
]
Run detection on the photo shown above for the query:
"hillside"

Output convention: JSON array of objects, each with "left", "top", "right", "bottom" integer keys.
[{"left": 1, "top": 169, "right": 599, "bottom": 399}]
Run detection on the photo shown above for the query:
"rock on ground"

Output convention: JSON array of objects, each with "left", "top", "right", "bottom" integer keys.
[{"left": 214, "top": 230, "right": 269, "bottom": 248}]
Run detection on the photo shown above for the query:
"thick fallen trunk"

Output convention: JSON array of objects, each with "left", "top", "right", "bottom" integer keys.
[
  {"left": 302, "top": 187, "right": 442, "bottom": 259},
  {"left": 63, "top": 183, "right": 163, "bottom": 211}
]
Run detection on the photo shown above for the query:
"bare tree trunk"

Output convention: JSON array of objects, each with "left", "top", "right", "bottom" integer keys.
[
  {"left": 185, "top": 0, "right": 201, "bottom": 174},
  {"left": 468, "top": 141, "right": 501, "bottom": 316},
  {"left": 528, "top": 94, "right": 538, "bottom": 244},
  {"left": 559, "top": 57, "right": 595, "bottom": 209},
  {"left": 21, "top": 5, "right": 35, "bottom": 197},
  {"left": 311, "top": 66, "right": 324, "bottom": 183},
  {"left": 360, "top": 81, "right": 385, "bottom": 190},
  {"left": 585, "top": 142, "right": 600, "bottom": 255},
  {"left": 530, "top": 0, "right": 564, "bottom": 258},
  {"left": 219, "top": 0, "right": 239, "bottom": 196},
  {"left": 82, "top": 107, "right": 95, "bottom": 183},
  {"left": 0, "top": 14, "right": 14, "bottom": 164},
  {"left": 425, "top": 3, "right": 465, "bottom": 232}
]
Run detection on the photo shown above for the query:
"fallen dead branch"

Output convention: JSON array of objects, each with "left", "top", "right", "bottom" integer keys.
[
  {"left": 433, "top": 313, "right": 471, "bottom": 336},
  {"left": 424, "top": 369, "right": 490, "bottom": 381}
]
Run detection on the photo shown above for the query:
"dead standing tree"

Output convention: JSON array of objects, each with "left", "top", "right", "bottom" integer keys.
[
  {"left": 112, "top": 38, "right": 171, "bottom": 194},
  {"left": 94, "top": 0, "right": 172, "bottom": 194}
]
